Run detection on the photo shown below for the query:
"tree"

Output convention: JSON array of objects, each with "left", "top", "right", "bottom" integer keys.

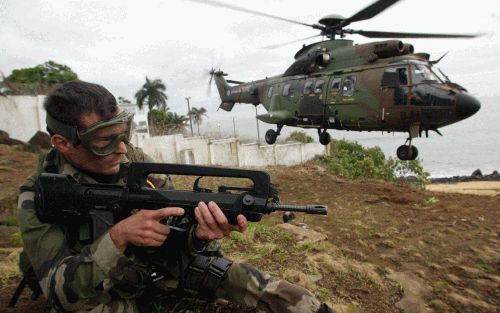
[
  {"left": 135, "top": 77, "right": 168, "bottom": 111},
  {"left": 166, "top": 112, "right": 188, "bottom": 134},
  {"left": 188, "top": 106, "right": 207, "bottom": 135},
  {"left": 149, "top": 109, "right": 188, "bottom": 135},
  {"left": 3, "top": 61, "right": 78, "bottom": 94},
  {"left": 135, "top": 77, "right": 168, "bottom": 132},
  {"left": 117, "top": 96, "right": 132, "bottom": 105}
]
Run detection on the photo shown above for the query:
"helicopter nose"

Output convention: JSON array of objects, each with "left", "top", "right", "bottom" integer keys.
[{"left": 456, "top": 93, "right": 481, "bottom": 119}]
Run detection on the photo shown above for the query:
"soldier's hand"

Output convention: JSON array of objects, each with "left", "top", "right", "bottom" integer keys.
[
  {"left": 110, "top": 207, "right": 185, "bottom": 252},
  {"left": 194, "top": 201, "right": 247, "bottom": 241}
]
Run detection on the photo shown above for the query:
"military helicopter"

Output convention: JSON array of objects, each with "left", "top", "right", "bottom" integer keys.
[{"left": 197, "top": 0, "right": 481, "bottom": 160}]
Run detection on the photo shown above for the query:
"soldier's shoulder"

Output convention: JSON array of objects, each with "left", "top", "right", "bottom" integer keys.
[{"left": 126, "top": 143, "right": 153, "bottom": 163}]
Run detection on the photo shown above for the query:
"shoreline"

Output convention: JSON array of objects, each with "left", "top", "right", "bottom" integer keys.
[{"left": 426, "top": 181, "right": 500, "bottom": 196}]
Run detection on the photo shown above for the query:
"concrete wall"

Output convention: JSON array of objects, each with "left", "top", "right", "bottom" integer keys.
[
  {"left": 0, "top": 95, "right": 46, "bottom": 141},
  {"left": 140, "top": 134, "right": 325, "bottom": 167},
  {"left": 0, "top": 95, "right": 326, "bottom": 167}
]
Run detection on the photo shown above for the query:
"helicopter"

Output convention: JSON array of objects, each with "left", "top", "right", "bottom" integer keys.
[{"left": 197, "top": 0, "right": 482, "bottom": 160}]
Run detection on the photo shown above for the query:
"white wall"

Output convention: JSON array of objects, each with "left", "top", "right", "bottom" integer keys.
[
  {"left": 0, "top": 95, "right": 46, "bottom": 141},
  {"left": 0, "top": 95, "right": 326, "bottom": 167},
  {"left": 139, "top": 135, "right": 325, "bottom": 167}
]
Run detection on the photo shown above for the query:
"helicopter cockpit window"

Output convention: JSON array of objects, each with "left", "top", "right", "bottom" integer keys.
[
  {"left": 342, "top": 75, "right": 357, "bottom": 97},
  {"left": 303, "top": 80, "right": 314, "bottom": 94},
  {"left": 267, "top": 86, "right": 273, "bottom": 99},
  {"left": 412, "top": 64, "right": 441, "bottom": 84},
  {"left": 397, "top": 68, "right": 408, "bottom": 85},
  {"left": 314, "top": 80, "right": 325, "bottom": 93},
  {"left": 331, "top": 77, "right": 342, "bottom": 90},
  {"left": 282, "top": 83, "right": 294, "bottom": 97}
]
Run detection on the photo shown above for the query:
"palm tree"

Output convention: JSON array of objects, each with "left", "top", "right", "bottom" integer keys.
[
  {"left": 188, "top": 106, "right": 207, "bottom": 135},
  {"left": 135, "top": 77, "right": 168, "bottom": 132},
  {"left": 166, "top": 112, "right": 188, "bottom": 134}
]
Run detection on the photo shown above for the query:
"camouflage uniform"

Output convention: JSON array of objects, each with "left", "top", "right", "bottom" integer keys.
[{"left": 18, "top": 144, "right": 323, "bottom": 313}]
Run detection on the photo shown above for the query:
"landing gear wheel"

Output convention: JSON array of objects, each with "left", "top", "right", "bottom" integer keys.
[
  {"left": 319, "top": 131, "right": 331, "bottom": 145},
  {"left": 410, "top": 146, "right": 419, "bottom": 160},
  {"left": 265, "top": 129, "right": 278, "bottom": 144},
  {"left": 396, "top": 145, "right": 414, "bottom": 160}
]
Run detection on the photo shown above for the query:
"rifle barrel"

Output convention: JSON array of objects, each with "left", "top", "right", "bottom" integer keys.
[{"left": 268, "top": 204, "right": 328, "bottom": 215}]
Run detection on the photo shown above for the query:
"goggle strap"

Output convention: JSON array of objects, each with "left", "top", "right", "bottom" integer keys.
[{"left": 46, "top": 114, "right": 80, "bottom": 145}]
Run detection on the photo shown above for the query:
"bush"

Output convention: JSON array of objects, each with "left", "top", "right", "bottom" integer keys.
[
  {"left": 320, "top": 140, "right": 429, "bottom": 185},
  {"left": 286, "top": 131, "right": 314, "bottom": 143}
]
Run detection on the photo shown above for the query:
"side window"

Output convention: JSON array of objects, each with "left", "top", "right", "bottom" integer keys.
[
  {"left": 331, "top": 77, "right": 342, "bottom": 90},
  {"left": 397, "top": 67, "right": 409, "bottom": 85},
  {"left": 303, "top": 80, "right": 314, "bottom": 94},
  {"left": 314, "top": 80, "right": 325, "bottom": 93},
  {"left": 267, "top": 86, "right": 273, "bottom": 99},
  {"left": 342, "top": 75, "right": 357, "bottom": 97},
  {"left": 282, "top": 83, "right": 294, "bottom": 97}
]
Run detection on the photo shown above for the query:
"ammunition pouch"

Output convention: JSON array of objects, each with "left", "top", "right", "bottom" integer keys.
[{"left": 183, "top": 255, "right": 232, "bottom": 300}]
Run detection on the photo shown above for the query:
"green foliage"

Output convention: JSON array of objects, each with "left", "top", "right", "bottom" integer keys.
[
  {"left": 188, "top": 106, "right": 208, "bottom": 135},
  {"left": 287, "top": 130, "right": 314, "bottom": 143},
  {"left": 4, "top": 216, "right": 18, "bottom": 227},
  {"left": 6, "top": 61, "right": 77, "bottom": 84},
  {"left": 10, "top": 231, "right": 23, "bottom": 246},
  {"left": 423, "top": 196, "right": 439, "bottom": 206},
  {"left": 2, "top": 61, "right": 78, "bottom": 95},
  {"left": 135, "top": 77, "right": 168, "bottom": 111},
  {"left": 320, "top": 139, "right": 429, "bottom": 185},
  {"left": 149, "top": 109, "right": 188, "bottom": 135}
]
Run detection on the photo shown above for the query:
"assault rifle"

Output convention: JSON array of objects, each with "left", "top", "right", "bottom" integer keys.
[{"left": 34, "top": 162, "right": 328, "bottom": 229}]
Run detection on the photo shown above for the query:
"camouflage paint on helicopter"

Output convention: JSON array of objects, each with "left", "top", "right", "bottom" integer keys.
[{"left": 196, "top": 0, "right": 481, "bottom": 160}]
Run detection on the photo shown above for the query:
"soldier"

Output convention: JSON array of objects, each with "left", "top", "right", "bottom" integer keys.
[{"left": 17, "top": 81, "right": 334, "bottom": 313}]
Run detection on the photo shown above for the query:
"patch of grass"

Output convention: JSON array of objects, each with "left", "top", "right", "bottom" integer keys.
[
  {"left": 476, "top": 262, "right": 494, "bottom": 273},
  {"left": 314, "top": 287, "right": 331, "bottom": 301},
  {"left": 424, "top": 196, "right": 439, "bottom": 206},
  {"left": 347, "top": 302, "right": 362, "bottom": 313},
  {"left": 10, "top": 231, "right": 23, "bottom": 246},
  {"left": 3, "top": 216, "right": 18, "bottom": 226}
]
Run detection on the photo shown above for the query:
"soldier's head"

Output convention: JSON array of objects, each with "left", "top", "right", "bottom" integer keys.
[{"left": 44, "top": 81, "right": 133, "bottom": 175}]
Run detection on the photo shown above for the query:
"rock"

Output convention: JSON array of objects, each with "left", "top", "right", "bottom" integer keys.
[
  {"left": 28, "top": 131, "right": 51, "bottom": 150},
  {"left": 276, "top": 223, "right": 327, "bottom": 243},
  {"left": 471, "top": 169, "right": 483, "bottom": 177},
  {"left": 0, "top": 130, "right": 24, "bottom": 146}
]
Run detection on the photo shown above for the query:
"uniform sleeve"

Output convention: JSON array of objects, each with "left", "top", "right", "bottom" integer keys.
[{"left": 17, "top": 190, "right": 134, "bottom": 311}]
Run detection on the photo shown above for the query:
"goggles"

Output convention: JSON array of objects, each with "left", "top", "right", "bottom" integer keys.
[{"left": 46, "top": 111, "right": 135, "bottom": 156}]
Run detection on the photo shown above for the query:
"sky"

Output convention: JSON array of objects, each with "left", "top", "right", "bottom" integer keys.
[{"left": 1, "top": 0, "right": 499, "bottom": 123}]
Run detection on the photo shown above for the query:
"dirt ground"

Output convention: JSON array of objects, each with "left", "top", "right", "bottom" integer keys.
[{"left": 0, "top": 144, "right": 498, "bottom": 313}]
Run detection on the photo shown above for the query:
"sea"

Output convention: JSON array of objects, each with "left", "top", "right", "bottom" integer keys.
[{"left": 201, "top": 95, "right": 499, "bottom": 178}]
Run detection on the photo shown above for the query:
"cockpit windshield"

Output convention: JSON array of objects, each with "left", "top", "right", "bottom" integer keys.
[
  {"left": 412, "top": 64, "right": 442, "bottom": 84},
  {"left": 431, "top": 66, "right": 450, "bottom": 83}
]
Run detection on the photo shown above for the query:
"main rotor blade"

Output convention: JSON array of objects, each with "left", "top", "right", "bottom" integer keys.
[
  {"left": 263, "top": 35, "right": 322, "bottom": 49},
  {"left": 349, "top": 29, "right": 480, "bottom": 38},
  {"left": 185, "top": 0, "right": 314, "bottom": 28},
  {"left": 343, "top": 0, "right": 401, "bottom": 27}
]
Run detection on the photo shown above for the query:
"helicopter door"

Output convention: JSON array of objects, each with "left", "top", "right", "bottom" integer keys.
[
  {"left": 298, "top": 78, "right": 325, "bottom": 120},
  {"left": 381, "top": 66, "right": 413, "bottom": 127}
]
